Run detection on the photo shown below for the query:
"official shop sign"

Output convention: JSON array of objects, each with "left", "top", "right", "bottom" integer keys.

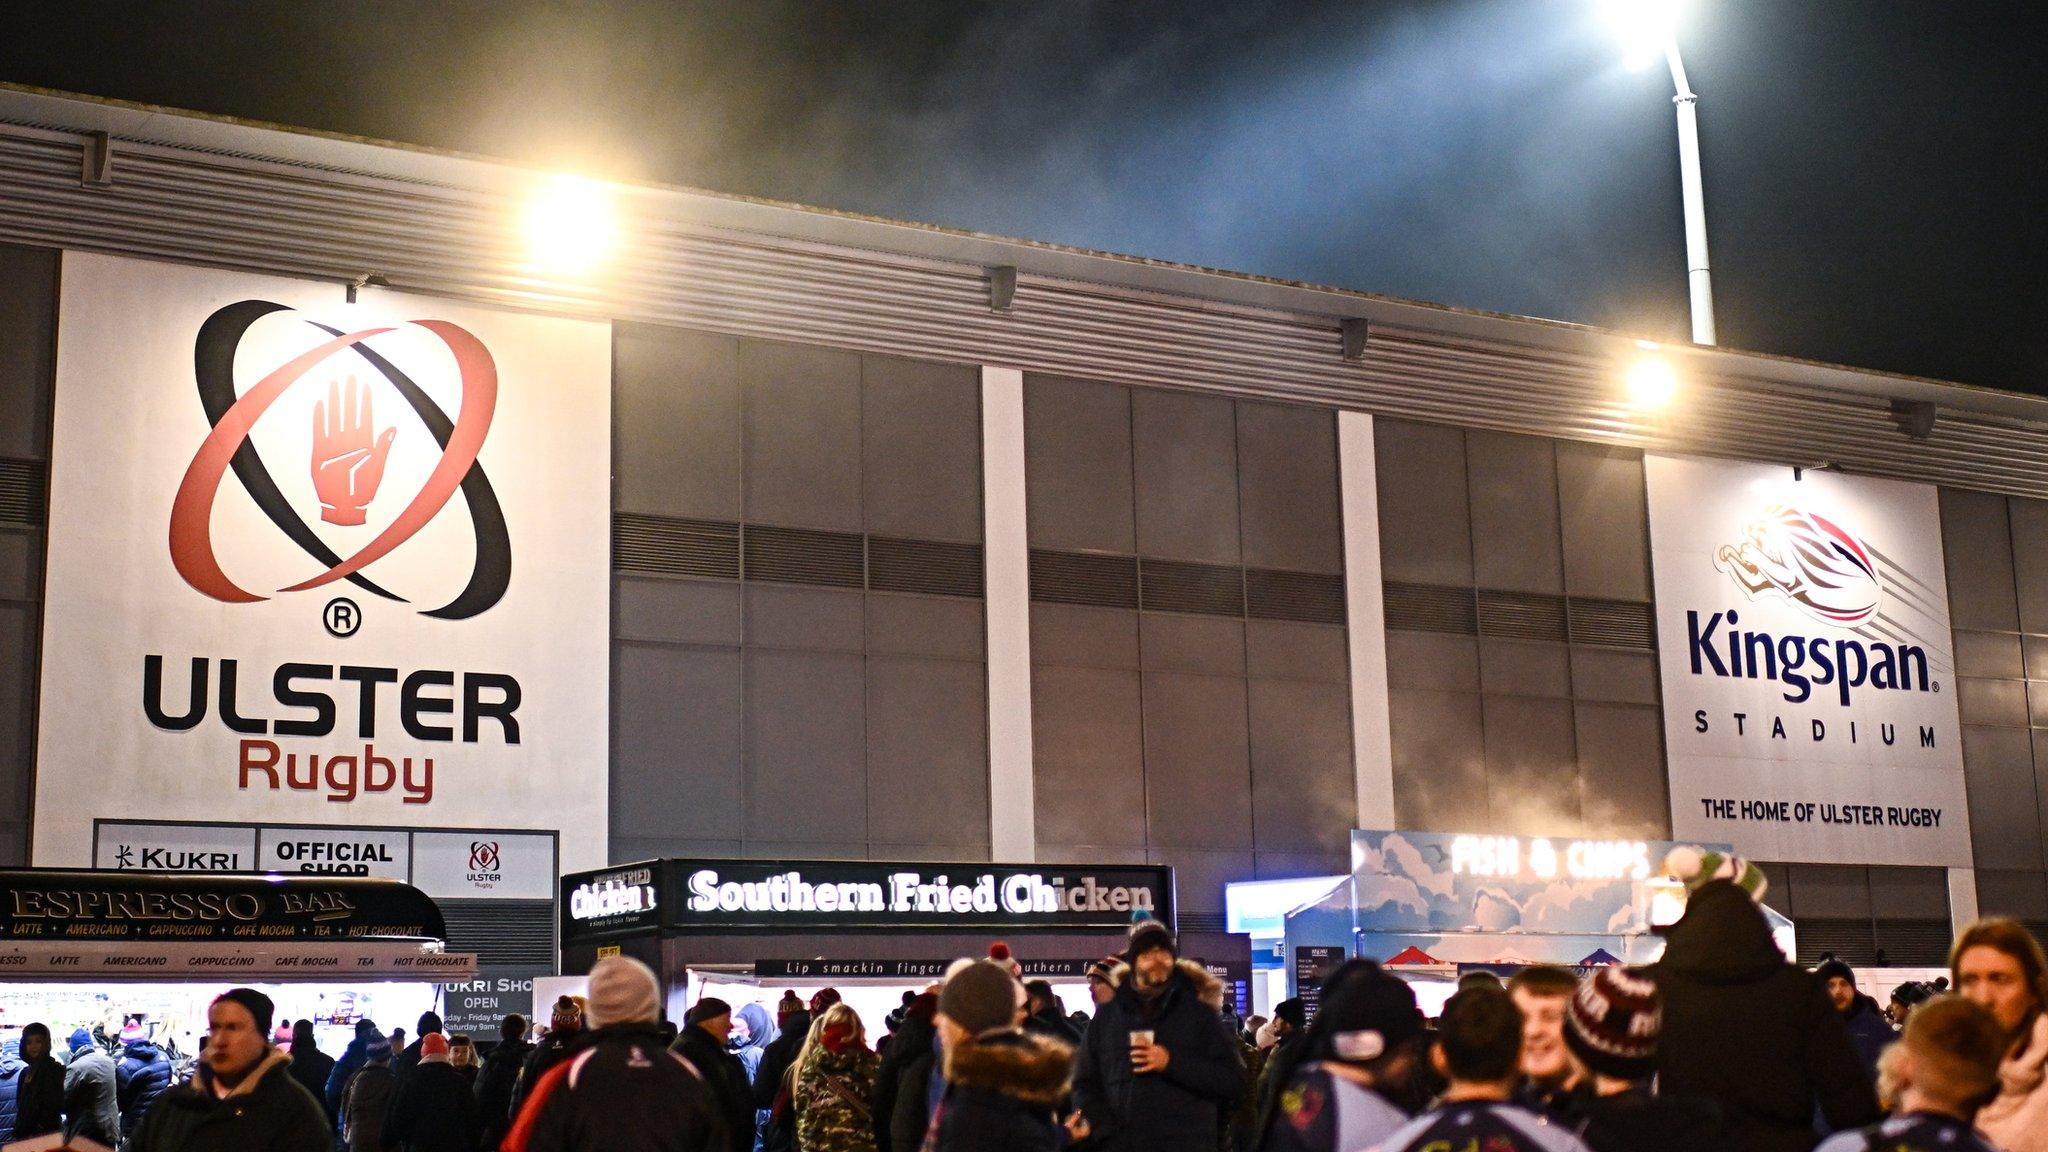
[
  {"left": 560, "top": 859, "right": 1177, "bottom": 938},
  {"left": 33, "top": 255, "right": 610, "bottom": 871},
  {"left": 1645, "top": 456, "right": 1971, "bottom": 866}
]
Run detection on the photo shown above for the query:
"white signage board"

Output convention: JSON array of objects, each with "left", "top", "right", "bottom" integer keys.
[
  {"left": 411, "top": 831, "right": 556, "bottom": 900},
  {"left": 1646, "top": 455, "right": 1971, "bottom": 865},
  {"left": 36, "top": 254, "right": 611, "bottom": 872},
  {"left": 94, "top": 823, "right": 256, "bottom": 873},
  {"left": 257, "top": 827, "right": 411, "bottom": 880}
]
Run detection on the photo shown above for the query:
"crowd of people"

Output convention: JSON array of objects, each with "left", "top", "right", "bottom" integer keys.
[{"left": 3, "top": 865, "right": 2045, "bottom": 1152}]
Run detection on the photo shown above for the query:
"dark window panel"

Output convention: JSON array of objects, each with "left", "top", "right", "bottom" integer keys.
[
  {"left": 1479, "top": 638, "right": 1572, "bottom": 699},
  {"left": 1958, "top": 677, "right": 2028, "bottom": 728},
  {"left": 1374, "top": 420, "right": 1472, "bottom": 586},
  {"left": 1482, "top": 695, "right": 1581, "bottom": 836},
  {"left": 1029, "top": 603, "right": 1139, "bottom": 670},
  {"left": 866, "top": 593, "right": 985, "bottom": 661},
  {"left": 1964, "top": 726, "right": 2043, "bottom": 870},
  {"left": 1573, "top": 703, "right": 1670, "bottom": 840},
  {"left": 1468, "top": 432, "right": 1563, "bottom": 594},
  {"left": 613, "top": 324, "right": 741, "bottom": 519},
  {"left": 1139, "top": 612, "right": 1246, "bottom": 678},
  {"left": 1558, "top": 443, "right": 1650, "bottom": 602},
  {"left": 1236, "top": 401, "right": 1342, "bottom": 574},
  {"left": 1245, "top": 620, "right": 1349, "bottom": 684},
  {"left": 2010, "top": 497, "right": 2048, "bottom": 634},
  {"left": 0, "top": 244, "right": 57, "bottom": 460},
  {"left": 744, "top": 584, "right": 864, "bottom": 653},
  {"left": 1023, "top": 375, "right": 1134, "bottom": 553},
  {"left": 1954, "top": 631, "right": 2025, "bottom": 681},
  {"left": 1568, "top": 647, "right": 1660, "bottom": 705},
  {"left": 1133, "top": 389, "right": 1240, "bottom": 565},
  {"left": 1940, "top": 489, "right": 2019, "bottom": 632},
  {"left": 741, "top": 339, "right": 863, "bottom": 532},
  {"left": 862, "top": 355, "right": 982, "bottom": 542},
  {"left": 1384, "top": 632, "right": 1481, "bottom": 693}
]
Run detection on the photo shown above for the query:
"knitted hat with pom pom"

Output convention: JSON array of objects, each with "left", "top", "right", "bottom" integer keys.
[
  {"left": 988, "top": 941, "right": 1023, "bottom": 979},
  {"left": 1663, "top": 845, "right": 1767, "bottom": 901}
]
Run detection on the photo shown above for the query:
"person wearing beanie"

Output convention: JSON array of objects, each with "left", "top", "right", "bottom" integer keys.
[
  {"left": 1252, "top": 996, "right": 1311, "bottom": 1124},
  {"left": 327, "top": 1018, "right": 383, "bottom": 1131},
  {"left": 1255, "top": 960, "right": 1429, "bottom": 1152},
  {"left": 873, "top": 991, "right": 941, "bottom": 1152},
  {"left": 384, "top": 1031, "right": 482, "bottom": 1152},
  {"left": 1816, "top": 995, "right": 2009, "bottom": 1152},
  {"left": 673, "top": 997, "right": 754, "bottom": 1152},
  {"left": 62, "top": 1021, "right": 120, "bottom": 1148},
  {"left": 129, "top": 988, "right": 330, "bottom": 1152},
  {"left": 1364, "top": 985, "right": 1593, "bottom": 1152},
  {"left": 1073, "top": 916, "right": 1244, "bottom": 1152},
  {"left": 11, "top": 1022, "right": 64, "bottom": 1142},
  {"left": 393, "top": 1011, "right": 446, "bottom": 1089},
  {"left": 1648, "top": 878, "right": 1878, "bottom": 1152},
  {"left": 342, "top": 1035, "right": 397, "bottom": 1152},
  {"left": 116, "top": 1018, "right": 175, "bottom": 1143},
  {"left": 1887, "top": 981, "right": 1933, "bottom": 1027},
  {"left": 476, "top": 1015, "right": 533, "bottom": 1152},
  {"left": 504, "top": 956, "right": 726, "bottom": 1152},
  {"left": 1560, "top": 966, "right": 1725, "bottom": 1152},
  {"left": 509, "top": 996, "right": 585, "bottom": 1122},
  {"left": 1813, "top": 956, "right": 1896, "bottom": 1080},
  {"left": 1086, "top": 957, "right": 1120, "bottom": 1007},
  {"left": 284, "top": 1020, "right": 337, "bottom": 1129},
  {"left": 810, "top": 987, "right": 844, "bottom": 1016},
  {"left": 924, "top": 958, "right": 1074, "bottom": 1152}
]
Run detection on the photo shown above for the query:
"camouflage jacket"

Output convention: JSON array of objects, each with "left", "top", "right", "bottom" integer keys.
[{"left": 795, "top": 1043, "right": 881, "bottom": 1152}]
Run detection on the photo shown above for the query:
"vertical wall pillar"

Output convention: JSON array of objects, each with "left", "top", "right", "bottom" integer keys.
[
  {"left": 1339, "top": 411, "right": 1396, "bottom": 831},
  {"left": 1947, "top": 867, "right": 1979, "bottom": 935},
  {"left": 982, "top": 366, "right": 1036, "bottom": 862}
]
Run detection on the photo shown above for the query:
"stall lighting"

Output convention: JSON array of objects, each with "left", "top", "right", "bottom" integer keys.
[{"left": 523, "top": 174, "right": 618, "bottom": 276}]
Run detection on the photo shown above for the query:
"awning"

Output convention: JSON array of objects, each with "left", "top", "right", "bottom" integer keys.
[{"left": 0, "top": 939, "right": 477, "bottom": 981}]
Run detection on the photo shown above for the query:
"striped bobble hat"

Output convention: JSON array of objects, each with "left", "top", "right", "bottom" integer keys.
[
  {"left": 1663, "top": 845, "right": 1767, "bottom": 901},
  {"left": 1563, "top": 966, "right": 1662, "bottom": 1080}
]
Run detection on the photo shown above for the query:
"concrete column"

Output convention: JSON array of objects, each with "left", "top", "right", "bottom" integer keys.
[
  {"left": 1339, "top": 411, "right": 1395, "bottom": 831},
  {"left": 1947, "top": 866, "right": 1979, "bottom": 936},
  {"left": 982, "top": 366, "right": 1035, "bottom": 862}
]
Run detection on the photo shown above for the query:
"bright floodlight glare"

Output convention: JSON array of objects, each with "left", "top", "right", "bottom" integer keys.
[
  {"left": 1626, "top": 354, "right": 1679, "bottom": 410},
  {"left": 1601, "top": 0, "right": 1686, "bottom": 71},
  {"left": 524, "top": 174, "right": 617, "bottom": 275}
]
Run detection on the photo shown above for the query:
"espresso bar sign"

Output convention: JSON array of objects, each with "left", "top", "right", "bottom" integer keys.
[
  {"left": 561, "top": 859, "right": 1176, "bottom": 938},
  {"left": 0, "top": 870, "right": 447, "bottom": 943}
]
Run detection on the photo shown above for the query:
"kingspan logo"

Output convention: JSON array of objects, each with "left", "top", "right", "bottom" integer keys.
[{"left": 1689, "top": 504, "right": 1938, "bottom": 707}]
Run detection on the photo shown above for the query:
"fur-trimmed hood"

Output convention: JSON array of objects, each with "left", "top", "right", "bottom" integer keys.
[
  {"left": 945, "top": 1029, "right": 1074, "bottom": 1107},
  {"left": 1102, "top": 958, "right": 1226, "bottom": 1010}
]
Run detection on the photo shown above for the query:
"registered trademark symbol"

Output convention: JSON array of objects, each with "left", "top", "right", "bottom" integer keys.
[{"left": 323, "top": 597, "right": 362, "bottom": 638}]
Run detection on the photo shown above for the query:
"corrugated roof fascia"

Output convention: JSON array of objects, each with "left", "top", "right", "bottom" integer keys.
[{"left": 2, "top": 81, "right": 2037, "bottom": 425}]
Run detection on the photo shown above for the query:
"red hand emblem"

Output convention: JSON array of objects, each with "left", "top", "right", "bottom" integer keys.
[{"left": 311, "top": 375, "right": 397, "bottom": 526}]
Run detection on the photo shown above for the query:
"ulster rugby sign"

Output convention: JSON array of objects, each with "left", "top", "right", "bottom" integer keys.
[
  {"left": 35, "top": 254, "right": 611, "bottom": 871},
  {"left": 1647, "top": 455, "right": 1970, "bottom": 865}
]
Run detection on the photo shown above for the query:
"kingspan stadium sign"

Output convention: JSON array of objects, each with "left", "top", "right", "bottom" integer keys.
[{"left": 559, "top": 858, "right": 1177, "bottom": 939}]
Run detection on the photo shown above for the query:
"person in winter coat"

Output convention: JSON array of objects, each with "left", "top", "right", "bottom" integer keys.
[
  {"left": 1951, "top": 917, "right": 2048, "bottom": 1151},
  {"left": 1072, "top": 919, "right": 1245, "bottom": 1152},
  {"left": 672, "top": 998, "right": 754, "bottom": 1152},
  {"left": 1254, "top": 960, "right": 1428, "bottom": 1152},
  {"left": 732, "top": 1004, "right": 775, "bottom": 1084},
  {"left": 284, "top": 1019, "right": 337, "bottom": 1129},
  {"left": 117, "top": 1021, "right": 176, "bottom": 1142},
  {"left": 1363, "top": 985, "right": 1592, "bottom": 1152},
  {"left": 1021, "top": 982, "right": 1081, "bottom": 1047},
  {"left": 0, "top": 1041, "right": 25, "bottom": 1145},
  {"left": 12, "top": 1023, "right": 66, "bottom": 1142},
  {"left": 449, "top": 1036, "right": 480, "bottom": 1090},
  {"left": 383, "top": 1032, "right": 481, "bottom": 1152},
  {"left": 343, "top": 1036, "right": 397, "bottom": 1152},
  {"left": 1561, "top": 965, "right": 1725, "bottom": 1152},
  {"left": 393, "top": 1013, "right": 444, "bottom": 1090},
  {"left": 329, "top": 1019, "right": 385, "bottom": 1128},
  {"left": 753, "top": 1001, "right": 809, "bottom": 1111},
  {"left": 1815, "top": 957, "right": 1896, "bottom": 1079},
  {"left": 1815, "top": 995, "right": 2008, "bottom": 1152},
  {"left": 129, "top": 987, "right": 331, "bottom": 1152},
  {"left": 1647, "top": 854, "right": 1878, "bottom": 1152},
  {"left": 64, "top": 1024, "right": 121, "bottom": 1148},
  {"left": 501, "top": 955, "right": 726, "bottom": 1152},
  {"left": 475, "top": 1015, "right": 532, "bottom": 1152},
  {"left": 871, "top": 991, "right": 938, "bottom": 1152},
  {"left": 507, "top": 998, "right": 582, "bottom": 1122},
  {"left": 926, "top": 959, "right": 1075, "bottom": 1152},
  {"left": 792, "top": 1003, "right": 880, "bottom": 1152}
]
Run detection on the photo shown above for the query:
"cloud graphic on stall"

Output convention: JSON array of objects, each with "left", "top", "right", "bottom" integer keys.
[
  {"left": 1521, "top": 880, "right": 1634, "bottom": 933},
  {"left": 1471, "top": 888, "right": 1522, "bottom": 932}
]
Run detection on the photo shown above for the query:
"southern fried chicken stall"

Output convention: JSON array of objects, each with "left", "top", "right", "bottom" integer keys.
[
  {"left": 557, "top": 858, "right": 1253, "bottom": 1031},
  {"left": 0, "top": 869, "right": 477, "bottom": 1064}
]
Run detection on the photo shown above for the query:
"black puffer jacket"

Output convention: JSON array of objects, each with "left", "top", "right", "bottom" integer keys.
[
  {"left": 872, "top": 1004, "right": 937, "bottom": 1152},
  {"left": 476, "top": 1036, "right": 532, "bottom": 1150},
  {"left": 1649, "top": 881, "right": 1880, "bottom": 1152},
  {"left": 1072, "top": 960, "right": 1244, "bottom": 1152},
  {"left": 931, "top": 1030, "right": 1073, "bottom": 1152},
  {"left": 753, "top": 1011, "right": 810, "bottom": 1110},
  {"left": 384, "top": 1060, "right": 481, "bottom": 1152},
  {"left": 671, "top": 1026, "right": 754, "bottom": 1152},
  {"left": 502, "top": 1023, "right": 726, "bottom": 1152}
]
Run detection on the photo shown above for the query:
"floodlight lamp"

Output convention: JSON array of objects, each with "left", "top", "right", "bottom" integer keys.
[
  {"left": 1601, "top": 0, "right": 1687, "bottom": 71},
  {"left": 523, "top": 174, "right": 618, "bottom": 276}
]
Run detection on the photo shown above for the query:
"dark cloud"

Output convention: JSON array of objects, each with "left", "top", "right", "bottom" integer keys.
[{"left": 2, "top": 0, "right": 2043, "bottom": 391}]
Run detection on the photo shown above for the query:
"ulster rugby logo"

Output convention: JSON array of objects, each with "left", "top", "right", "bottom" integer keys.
[
  {"left": 167, "top": 300, "right": 511, "bottom": 620},
  {"left": 1714, "top": 505, "right": 1882, "bottom": 628}
]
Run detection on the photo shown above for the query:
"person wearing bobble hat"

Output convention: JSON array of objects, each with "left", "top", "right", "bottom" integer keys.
[
  {"left": 117, "top": 1019, "right": 175, "bottom": 1144},
  {"left": 926, "top": 957, "right": 1076, "bottom": 1152},
  {"left": 1563, "top": 966, "right": 1724, "bottom": 1152},
  {"left": 1072, "top": 916, "right": 1244, "bottom": 1152},
  {"left": 1649, "top": 846, "right": 1877, "bottom": 1152},
  {"left": 502, "top": 955, "right": 726, "bottom": 1152},
  {"left": 1254, "top": 960, "right": 1429, "bottom": 1152}
]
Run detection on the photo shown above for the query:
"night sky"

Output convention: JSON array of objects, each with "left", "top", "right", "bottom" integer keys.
[{"left": 4, "top": 1, "right": 2045, "bottom": 394}]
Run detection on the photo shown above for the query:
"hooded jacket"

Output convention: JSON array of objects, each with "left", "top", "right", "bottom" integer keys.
[
  {"left": 501, "top": 1022, "right": 727, "bottom": 1152},
  {"left": 1836, "top": 993, "right": 1895, "bottom": 1079},
  {"left": 343, "top": 1061, "right": 396, "bottom": 1152},
  {"left": 873, "top": 998, "right": 938, "bottom": 1152},
  {"left": 0, "top": 1048, "right": 23, "bottom": 1144},
  {"left": 929, "top": 1029, "right": 1074, "bottom": 1152},
  {"left": 1647, "top": 881, "right": 1879, "bottom": 1152},
  {"left": 117, "top": 1038, "right": 176, "bottom": 1138},
  {"left": 1977, "top": 1011, "right": 2048, "bottom": 1152},
  {"left": 129, "top": 1048, "right": 332, "bottom": 1152},
  {"left": 1072, "top": 958, "right": 1245, "bottom": 1152},
  {"left": 63, "top": 1030, "right": 121, "bottom": 1147},
  {"left": 384, "top": 1057, "right": 482, "bottom": 1152}
]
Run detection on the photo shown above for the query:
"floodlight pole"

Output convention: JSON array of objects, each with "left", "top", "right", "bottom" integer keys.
[{"left": 1664, "top": 37, "right": 1715, "bottom": 345}]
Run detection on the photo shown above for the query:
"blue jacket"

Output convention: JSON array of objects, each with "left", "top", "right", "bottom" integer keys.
[
  {"left": 118, "top": 1040, "right": 176, "bottom": 1138},
  {"left": 1839, "top": 996, "right": 1896, "bottom": 1081},
  {"left": 0, "top": 1049, "right": 25, "bottom": 1144},
  {"left": 327, "top": 1032, "right": 377, "bottom": 1125}
]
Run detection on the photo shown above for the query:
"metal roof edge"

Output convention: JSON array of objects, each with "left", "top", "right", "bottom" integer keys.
[{"left": 3, "top": 81, "right": 2043, "bottom": 427}]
